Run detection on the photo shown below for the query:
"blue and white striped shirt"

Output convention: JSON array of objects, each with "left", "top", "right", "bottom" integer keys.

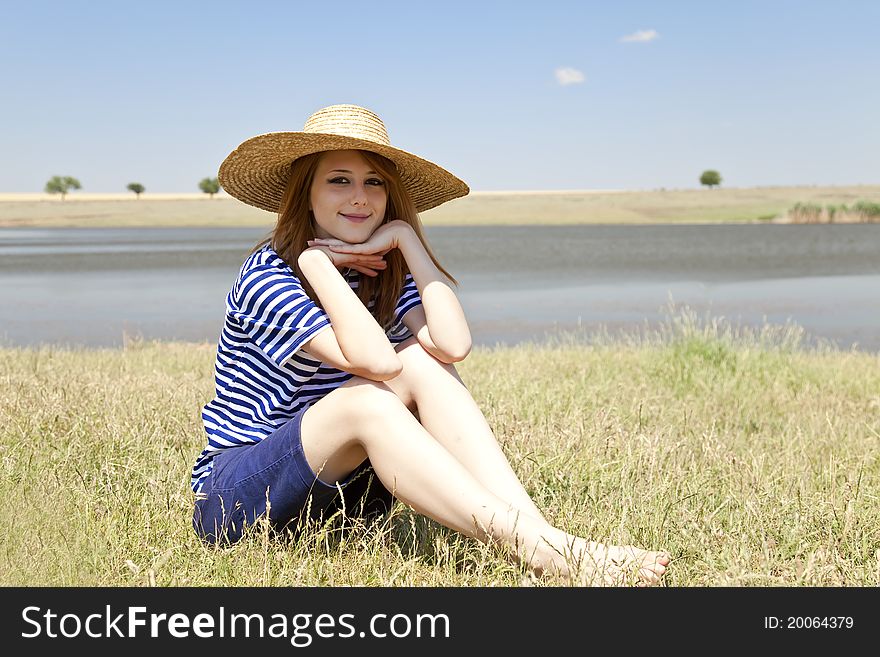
[{"left": 191, "top": 244, "right": 422, "bottom": 492}]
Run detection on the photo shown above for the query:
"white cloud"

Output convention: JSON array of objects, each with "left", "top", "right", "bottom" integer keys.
[
  {"left": 554, "top": 67, "right": 585, "bottom": 86},
  {"left": 620, "top": 29, "right": 659, "bottom": 43}
]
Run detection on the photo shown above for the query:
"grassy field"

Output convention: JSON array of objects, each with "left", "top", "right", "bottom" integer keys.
[
  {"left": 1, "top": 312, "right": 878, "bottom": 587},
  {"left": 1, "top": 184, "right": 879, "bottom": 227}
]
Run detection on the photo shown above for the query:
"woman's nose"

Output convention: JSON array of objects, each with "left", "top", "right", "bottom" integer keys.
[{"left": 350, "top": 183, "right": 368, "bottom": 206}]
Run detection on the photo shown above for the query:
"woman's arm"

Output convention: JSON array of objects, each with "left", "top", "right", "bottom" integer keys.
[
  {"left": 308, "top": 220, "right": 472, "bottom": 363},
  {"left": 396, "top": 225, "right": 472, "bottom": 362},
  {"left": 297, "top": 247, "right": 402, "bottom": 380}
]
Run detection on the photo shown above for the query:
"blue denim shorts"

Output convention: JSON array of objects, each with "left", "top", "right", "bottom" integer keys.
[{"left": 192, "top": 405, "right": 392, "bottom": 545}]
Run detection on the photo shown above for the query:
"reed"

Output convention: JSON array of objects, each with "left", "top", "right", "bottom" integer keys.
[{"left": 785, "top": 200, "right": 880, "bottom": 223}]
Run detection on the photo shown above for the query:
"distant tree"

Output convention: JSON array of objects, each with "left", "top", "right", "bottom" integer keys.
[
  {"left": 45, "top": 176, "right": 82, "bottom": 200},
  {"left": 199, "top": 177, "right": 221, "bottom": 198},
  {"left": 127, "top": 182, "right": 145, "bottom": 199},
  {"left": 700, "top": 170, "right": 722, "bottom": 189}
]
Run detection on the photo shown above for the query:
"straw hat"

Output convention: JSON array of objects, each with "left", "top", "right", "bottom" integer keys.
[{"left": 218, "top": 104, "right": 469, "bottom": 213}]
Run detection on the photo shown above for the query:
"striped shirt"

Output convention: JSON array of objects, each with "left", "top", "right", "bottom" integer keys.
[{"left": 190, "top": 244, "right": 422, "bottom": 492}]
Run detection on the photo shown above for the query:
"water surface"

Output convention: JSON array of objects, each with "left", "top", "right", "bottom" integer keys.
[{"left": 1, "top": 224, "right": 877, "bottom": 351}]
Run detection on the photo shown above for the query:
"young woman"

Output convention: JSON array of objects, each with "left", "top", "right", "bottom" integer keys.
[{"left": 191, "top": 104, "right": 670, "bottom": 586}]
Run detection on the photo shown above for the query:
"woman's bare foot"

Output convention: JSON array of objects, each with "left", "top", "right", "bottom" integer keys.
[{"left": 566, "top": 541, "right": 671, "bottom": 587}]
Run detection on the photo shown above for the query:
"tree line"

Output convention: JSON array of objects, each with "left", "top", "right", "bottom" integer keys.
[
  {"left": 43, "top": 170, "right": 725, "bottom": 200},
  {"left": 43, "top": 176, "right": 221, "bottom": 200}
]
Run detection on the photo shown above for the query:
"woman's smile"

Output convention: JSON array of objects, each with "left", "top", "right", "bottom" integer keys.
[{"left": 340, "top": 212, "right": 372, "bottom": 223}]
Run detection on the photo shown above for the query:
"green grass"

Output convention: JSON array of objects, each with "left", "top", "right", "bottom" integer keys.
[
  {"left": 1, "top": 312, "right": 878, "bottom": 586},
  {"left": 786, "top": 200, "right": 880, "bottom": 223}
]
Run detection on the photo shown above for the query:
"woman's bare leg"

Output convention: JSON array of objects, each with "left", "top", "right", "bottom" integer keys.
[
  {"left": 383, "top": 337, "right": 547, "bottom": 522},
  {"left": 300, "top": 376, "right": 669, "bottom": 586}
]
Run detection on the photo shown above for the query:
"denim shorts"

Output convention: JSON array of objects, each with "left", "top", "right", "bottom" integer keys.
[{"left": 192, "top": 405, "right": 393, "bottom": 545}]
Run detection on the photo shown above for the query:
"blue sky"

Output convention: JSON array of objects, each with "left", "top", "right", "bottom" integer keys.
[{"left": 1, "top": 0, "right": 878, "bottom": 193}]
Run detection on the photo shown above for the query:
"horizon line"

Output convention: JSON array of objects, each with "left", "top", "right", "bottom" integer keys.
[{"left": 1, "top": 182, "right": 877, "bottom": 202}]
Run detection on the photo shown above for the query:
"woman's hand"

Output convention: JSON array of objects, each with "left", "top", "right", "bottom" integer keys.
[
  {"left": 307, "top": 220, "right": 413, "bottom": 259},
  {"left": 302, "top": 245, "right": 387, "bottom": 277}
]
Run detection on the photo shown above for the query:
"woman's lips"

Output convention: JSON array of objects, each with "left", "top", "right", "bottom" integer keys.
[{"left": 341, "top": 213, "right": 371, "bottom": 223}]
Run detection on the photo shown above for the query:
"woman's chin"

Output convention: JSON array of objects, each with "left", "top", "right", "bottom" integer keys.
[{"left": 338, "top": 228, "right": 377, "bottom": 244}]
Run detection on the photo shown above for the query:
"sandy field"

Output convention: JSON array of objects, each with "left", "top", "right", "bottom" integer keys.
[{"left": 0, "top": 185, "right": 878, "bottom": 227}]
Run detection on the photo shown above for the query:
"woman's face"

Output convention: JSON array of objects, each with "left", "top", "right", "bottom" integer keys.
[{"left": 309, "top": 150, "right": 387, "bottom": 242}]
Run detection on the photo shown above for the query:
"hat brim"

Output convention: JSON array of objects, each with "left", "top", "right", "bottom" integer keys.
[{"left": 218, "top": 132, "right": 469, "bottom": 214}]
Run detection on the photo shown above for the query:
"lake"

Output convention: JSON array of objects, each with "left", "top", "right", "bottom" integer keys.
[{"left": 1, "top": 224, "right": 878, "bottom": 351}]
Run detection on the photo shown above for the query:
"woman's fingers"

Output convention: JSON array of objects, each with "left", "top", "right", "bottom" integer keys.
[
  {"left": 305, "top": 241, "right": 386, "bottom": 274},
  {"left": 348, "top": 265, "right": 379, "bottom": 277},
  {"left": 331, "top": 244, "right": 370, "bottom": 254},
  {"left": 359, "top": 261, "right": 386, "bottom": 271},
  {"left": 309, "top": 240, "right": 355, "bottom": 253},
  {"left": 346, "top": 255, "right": 386, "bottom": 275},
  {"left": 307, "top": 239, "right": 382, "bottom": 255},
  {"left": 338, "top": 254, "right": 385, "bottom": 276},
  {"left": 308, "top": 238, "right": 345, "bottom": 247},
  {"left": 308, "top": 238, "right": 355, "bottom": 249},
  {"left": 343, "top": 254, "right": 385, "bottom": 266},
  {"left": 306, "top": 237, "right": 398, "bottom": 259}
]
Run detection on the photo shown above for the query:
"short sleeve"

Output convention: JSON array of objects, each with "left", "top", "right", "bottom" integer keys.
[
  {"left": 386, "top": 273, "right": 422, "bottom": 344},
  {"left": 229, "top": 264, "right": 331, "bottom": 366}
]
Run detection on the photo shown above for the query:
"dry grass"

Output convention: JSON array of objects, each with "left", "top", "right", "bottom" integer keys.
[
  {"left": 1, "top": 311, "right": 878, "bottom": 586},
  {"left": 2, "top": 185, "right": 880, "bottom": 227}
]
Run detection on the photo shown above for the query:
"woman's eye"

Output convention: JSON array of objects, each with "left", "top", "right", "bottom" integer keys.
[{"left": 328, "top": 177, "right": 384, "bottom": 186}]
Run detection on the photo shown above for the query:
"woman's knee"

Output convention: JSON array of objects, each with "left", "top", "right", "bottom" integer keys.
[
  {"left": 394, "top": 340, "right": 463, "bottom": 396},
  {"left": 339, "top": 377, "right": 414, "bottom": 428}
]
